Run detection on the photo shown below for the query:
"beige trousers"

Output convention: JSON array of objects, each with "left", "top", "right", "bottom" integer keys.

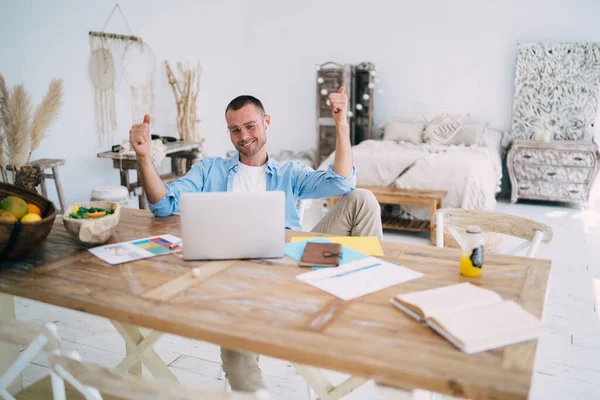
[{"left": 221, "top": 188, "right": 382, "bottom": 391}]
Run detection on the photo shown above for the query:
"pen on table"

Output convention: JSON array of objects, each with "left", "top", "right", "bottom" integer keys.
[
  {"left": 169, "top": 239, "right": 182, "bottom": 250},
  {"left": 326, "top": 263, "right": 381, "bottom": 279}
]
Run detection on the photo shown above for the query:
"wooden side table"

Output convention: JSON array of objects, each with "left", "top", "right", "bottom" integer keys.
[
  {"left": 329, "top": 185, "right": 446, "bottom": 244},
  {"left": 97, "top": 141, "right": 203, "bottom": 209}
]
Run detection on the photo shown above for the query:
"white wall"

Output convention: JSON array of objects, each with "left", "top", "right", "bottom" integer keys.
[{"left": 1, "top": 0, "right": 599, "bottom": 207}]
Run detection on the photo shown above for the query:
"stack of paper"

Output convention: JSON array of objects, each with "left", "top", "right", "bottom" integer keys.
[{"left": 297, "top": 257, "right": 422, "bottom": 300}]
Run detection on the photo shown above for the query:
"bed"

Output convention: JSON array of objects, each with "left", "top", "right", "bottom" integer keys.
[{"left": 317, "top": 118, "right": 507, "bottom": 220}]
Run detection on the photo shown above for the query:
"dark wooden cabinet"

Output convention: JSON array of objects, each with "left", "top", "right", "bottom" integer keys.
[{"left": 315, "top": 61, "right": 375, "bottom": 167}]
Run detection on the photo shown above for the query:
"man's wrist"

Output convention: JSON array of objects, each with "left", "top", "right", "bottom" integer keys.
[
  {"left": 335, "top": 120, "right": 349, "bottom": 129},
  {"left": 136, "top": 154, "right": 152, "bottom": 165}
]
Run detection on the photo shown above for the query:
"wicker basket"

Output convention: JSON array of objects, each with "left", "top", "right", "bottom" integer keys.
[{"left": 0, "top": 182, "right": 58, "bottom": 260}]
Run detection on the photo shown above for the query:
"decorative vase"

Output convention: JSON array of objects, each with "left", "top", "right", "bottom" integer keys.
[{"left": 14, "top": 165, "right": 44, "bottom": 193}]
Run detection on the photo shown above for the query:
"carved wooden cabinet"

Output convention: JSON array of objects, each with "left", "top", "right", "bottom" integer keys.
[{"left": 507, "top": 140, "right": 600, "bottom": 206}]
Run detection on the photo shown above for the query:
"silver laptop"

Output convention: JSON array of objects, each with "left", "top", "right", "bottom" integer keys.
[{"left": 179, "top": 191, "right": 285, "bottom": 260}]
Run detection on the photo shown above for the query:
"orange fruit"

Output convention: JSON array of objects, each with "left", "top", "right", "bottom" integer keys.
[
  {"left": 21, "top": 213, "right": 42, "bottom": 223},
  {"left": 27, "top": 203, "right": 42, "bottom": 216},
  {"left": 0, "top": 210, "right": 17, "bottom": 223}
]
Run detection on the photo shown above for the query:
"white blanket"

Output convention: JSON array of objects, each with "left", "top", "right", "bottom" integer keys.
[{"left": 318, "top": 140, "right": 503, "bottom": 220}]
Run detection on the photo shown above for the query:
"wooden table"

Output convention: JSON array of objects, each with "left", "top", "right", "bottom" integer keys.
[
  {"left": 0, "top": 208, "right": 550, "bottom": 399},
  {"left": 97, "top": 141, "right": 203, "bottom": 209},
  {"left": 330, "top": 186, "right": 447, "bottom": 244}
]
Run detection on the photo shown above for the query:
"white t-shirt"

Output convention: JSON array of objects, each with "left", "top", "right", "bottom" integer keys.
[{"left": 232, "top": 162, "right": 267, "bottom": 192}]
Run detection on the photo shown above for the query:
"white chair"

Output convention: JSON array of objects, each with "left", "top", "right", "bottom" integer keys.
[
  {"left": 297, "top": 199, "right": 308, "bottom": 224},
  {"left": 0, "top": 320, "right": 268, "bottom": 400},
  {"left": 48, "top": 352, "right": 268, "bottom": 400},
  {"left": 434, "top": 208, "right": 553, "bottom": 257},
  {"left": 0, "top": 320, "right": 61, "bottom": 400}
]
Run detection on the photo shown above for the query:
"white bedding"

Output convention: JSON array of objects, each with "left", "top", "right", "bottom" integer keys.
[{"left": 318, "top": 139, "right": 503, "bottom": 220}]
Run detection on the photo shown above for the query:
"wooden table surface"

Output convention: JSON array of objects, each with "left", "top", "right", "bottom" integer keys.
[{"left": 0, "top": 208, "right": 551, "bottom": 400}]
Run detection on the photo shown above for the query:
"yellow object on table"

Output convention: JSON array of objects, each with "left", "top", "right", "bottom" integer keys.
[
  {"left": 290, "top": 236, "right": 384, "bottom": 256},
  {"left": 460, "top": 252, "right": 483, "bottom": 278}
]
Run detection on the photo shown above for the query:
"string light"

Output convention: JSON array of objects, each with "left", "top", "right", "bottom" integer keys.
[{"left": 316, "top": 63, "right": 378, "bottom": 115}]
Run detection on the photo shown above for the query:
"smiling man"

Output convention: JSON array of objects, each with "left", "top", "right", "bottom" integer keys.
[{"left": 128, "top": 88, "right": 382, "bottom": 392}]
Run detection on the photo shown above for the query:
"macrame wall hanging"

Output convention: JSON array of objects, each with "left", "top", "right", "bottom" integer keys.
[
  {"left": 89, "top": 4, "right": 156, "bottom": 145},
  {"left": 124, "top": 39, "right": 156, "bottom": 124}
]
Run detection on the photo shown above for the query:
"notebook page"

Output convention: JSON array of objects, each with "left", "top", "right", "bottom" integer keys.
[
  {"left": 428, "top": 300, "right": 543, "bottom": 353},
  {"left": 395, "top": 283, "right": 502, "bottom": 318}
]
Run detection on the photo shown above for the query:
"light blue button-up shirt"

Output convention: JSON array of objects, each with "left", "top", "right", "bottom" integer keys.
[{"left": 148, "top": 152, "right": 356, "bottom": 230}]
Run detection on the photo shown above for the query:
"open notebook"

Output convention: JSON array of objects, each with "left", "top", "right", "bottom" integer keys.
[{"left": 390, "top": 283, "right": 544, "bottom": 354}]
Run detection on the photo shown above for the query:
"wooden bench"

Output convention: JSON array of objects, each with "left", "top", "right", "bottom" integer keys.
[{"left": 329, "top": 185, "right": 446, "bottom": 244}]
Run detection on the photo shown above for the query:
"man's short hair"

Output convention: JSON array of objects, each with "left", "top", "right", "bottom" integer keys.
[{"left": 225, "top": 95, "right": 265, "bottom": 116}]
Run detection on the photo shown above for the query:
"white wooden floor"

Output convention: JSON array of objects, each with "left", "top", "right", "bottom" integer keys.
[{"left": 11, "top": 197, "right": 600, "bottom": 399}]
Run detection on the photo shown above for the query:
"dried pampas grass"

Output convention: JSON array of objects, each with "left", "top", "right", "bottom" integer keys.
[
  {"left": 0, "top": 126, "right": 6, "bottom": 182},
  {"left": 29, "top": 79, "right": 63, "bottom": 163},
  {"left": 0, "top": 75, "right": 63, "bottom": 181},
  {"left": 0, "top": 75, "right": 8, "bottom": 181},
  {"left": 5, "top": 84, "right": 31, "bottom": 170}
]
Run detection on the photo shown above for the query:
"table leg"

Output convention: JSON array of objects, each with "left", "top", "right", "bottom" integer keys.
[
  {"left": 51, "top": 166, "right": 66, "bottom": 214},
  {"left": 293, "top": 363, "right": 368, "bottom": 400},
  {"left": 109, "top": 320, "right": 177, "bottom": 381},
  {"left": 131, "top": 168, "right": 148, "bottom": 210},
  {"left": 429, "top": 200, "right": 438, "bottom": 246},
  {"left": 138, "top": 189, "right": 147, "bottom": 210},
  {"left": 0, "top": 293, "right": 22, "bottom": 395},
  {"left": 378, "top": 384, "right": 439, "bottom": 400},
  {"left": 40, "top": 178, "right": 48, "bottom": 199}
]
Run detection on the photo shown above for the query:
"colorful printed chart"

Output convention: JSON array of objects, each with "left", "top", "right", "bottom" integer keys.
[{"left": 88, "top": 234, "right": 182, "bottom": 265}]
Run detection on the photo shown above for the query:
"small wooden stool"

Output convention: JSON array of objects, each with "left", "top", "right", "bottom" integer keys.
[{"left": 6, "top": 159, "right": 66, "bottom": 214}]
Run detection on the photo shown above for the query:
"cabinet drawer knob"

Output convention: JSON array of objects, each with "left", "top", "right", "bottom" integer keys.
[
  {"left": 547, "top": 172, "right": 556, "bottom": 176},
  {"left": 519, "top": 186, "right": 529, "bottom": 190},
  {"left": 569, "top": 190, "right": 579, "bottom": 194},
  {"left": 523, "top": 155, "right": 532, "bottom": 159},
  {"left": 574, "top": 157, "right": 583, "bottom": 161}
]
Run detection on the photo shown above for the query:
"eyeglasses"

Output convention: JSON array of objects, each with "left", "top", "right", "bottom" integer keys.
[{"left": 227, "top": 114, "right": 265, "bottom": 135}]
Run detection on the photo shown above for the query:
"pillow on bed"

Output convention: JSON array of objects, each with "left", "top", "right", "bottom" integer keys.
[
  {"left": 381, "top": 121, "right": 425, "bottom": 144},
  {"left": 447, "top": 123, "right": 486, "bottom": 146},
  {"left": 481, "top": 127, "right": 506, "bottom": 154},
  {"left": 422, "top": 114, "right": 462, "bottom": 144}
]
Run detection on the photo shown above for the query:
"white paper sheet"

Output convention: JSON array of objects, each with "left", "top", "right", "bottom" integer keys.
[
  {"left": 296, "top": 256, "right": 422, "bottom": 301},
  {"left": 88, "top": 234, "right": 182, "bottom": 265}
]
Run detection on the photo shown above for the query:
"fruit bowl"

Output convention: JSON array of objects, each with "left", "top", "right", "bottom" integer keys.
[
  {"left": 62, "top": 201, "right": 121, "bottom": 245},
  {"left": 0, "top": 182, "right": 58, "bottom": 260}
]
